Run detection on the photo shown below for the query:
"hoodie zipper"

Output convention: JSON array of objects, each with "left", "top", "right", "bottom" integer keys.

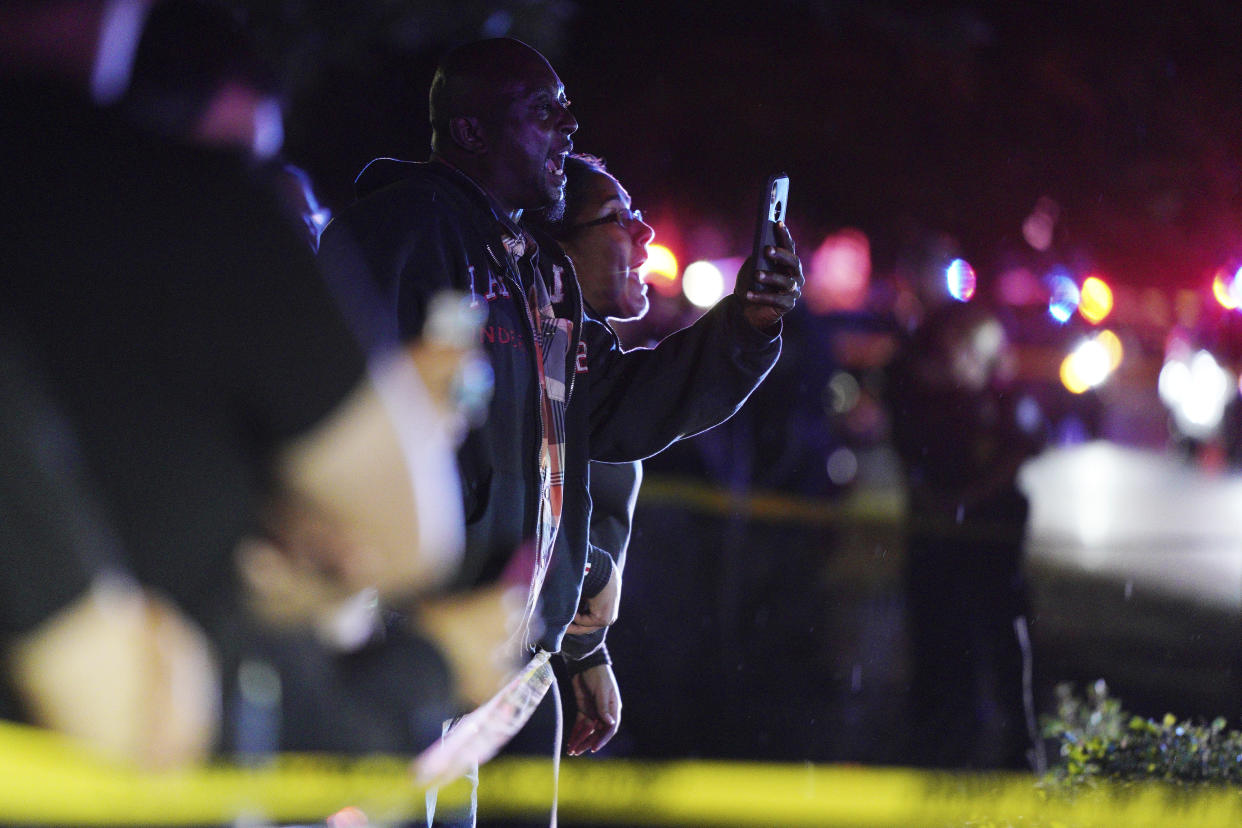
[
  {"left": 487, "top": 241, "right": 545, "bottom": 547},
  {"left": 488, "top": 238, "right": 584, "bottom": 644},
  {"left": 562, "top": 256, "right": 583, "bottom": 407}
]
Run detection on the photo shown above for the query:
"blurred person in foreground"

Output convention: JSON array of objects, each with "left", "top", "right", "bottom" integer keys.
[
  {"left": 886, "top": 299, "right": 1045, "bottom": 770},
  {"left": 0, "top": 0, "right": 470, "bottom": 764},
  {"left": 317, "top": 37, "right": 802, "bottom": 813},
  {"left": 0, "top": 335, "right": 217, "bottom": 768},
  {"left": 116, "top": 0, "right": 283, "bottom": 160},
  {"left": 117, "top": 0, "right": 512, "bottom": 757}
]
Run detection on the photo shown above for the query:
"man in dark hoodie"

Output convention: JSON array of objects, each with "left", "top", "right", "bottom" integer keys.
[{"left": 317, "top": 37, "right": 803, "bottom": 750}]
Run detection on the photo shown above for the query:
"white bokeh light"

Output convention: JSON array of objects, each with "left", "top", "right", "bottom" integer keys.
[
  {"left": 682, "top": 260, "right": 725, "bottom": 308},
  {"left": 1159, "top": 349, "right": 1232, "bottom": 440}
]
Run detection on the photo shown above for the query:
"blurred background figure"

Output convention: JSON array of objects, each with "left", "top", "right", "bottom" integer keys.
[
  {"left": 746, "top": 226, "right": 895, "bottom": 499},
  {"left": 886, "top": 300, "right": 1046, "bottom": 769},
  {"left": 621, "top": 221, "right": 898, "bottom": 760},
  {"left": 891, "top": 228, "right": 965, "bottom": 334}
]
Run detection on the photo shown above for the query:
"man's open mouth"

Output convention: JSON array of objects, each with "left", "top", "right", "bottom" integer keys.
[{"left": 545, "top": 147, "right": 570, "bottom": 178}]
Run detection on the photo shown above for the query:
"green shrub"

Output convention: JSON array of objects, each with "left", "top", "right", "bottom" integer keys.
[{"left": 1041, "top": 679, "right": 1242, "bottom": 788}]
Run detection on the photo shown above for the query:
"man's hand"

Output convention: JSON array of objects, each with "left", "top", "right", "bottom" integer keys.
[
  {"left": 567, "top": 663, "right": 621, "bottom": 755},
  {"left": 566, "top": 565, "right": 620, "bottom": 635},
  {"left": 735, "top": 222, "right": 804, "bottom": 332}
]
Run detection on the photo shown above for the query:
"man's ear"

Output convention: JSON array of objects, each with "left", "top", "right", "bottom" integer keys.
[{"left": 449, "top": 116, "right": 487, "bottom": 155}]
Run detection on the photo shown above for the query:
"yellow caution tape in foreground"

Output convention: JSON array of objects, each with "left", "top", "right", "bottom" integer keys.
[
  {"left": 4, "top": 720, "right": 1242, "bottom": 826},
  {"left": 522, "top": 760, "right": 1242, "bottom": 827},
  {"left": 0, "top": 720, "right": 468, "bottom": 825}
]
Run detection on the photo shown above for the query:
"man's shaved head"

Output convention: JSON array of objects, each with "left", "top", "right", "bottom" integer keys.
[
  {"left": 426, "top": 36, "right": 577, "bottom": 215},
  {"left": 429, "top": 37, "right": 552, "bottom": 154}
]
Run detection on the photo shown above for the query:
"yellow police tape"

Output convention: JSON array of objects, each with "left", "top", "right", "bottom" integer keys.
[
  {"left": 639, "top": 474, "right": 903, "bottom": 527},
  {"left": 4, "top": 720, "right": 1242, "bottom": 826},
  {"left": 639, "top": 475, "right": 1031, "bottom": 544},
  {"left": 0, "top": 719, "right": 463, "bottom": 825}
]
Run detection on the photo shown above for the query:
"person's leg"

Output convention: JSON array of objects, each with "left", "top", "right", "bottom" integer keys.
[{"left": 905, "top": 533, "right": 977, "bottom": 767}]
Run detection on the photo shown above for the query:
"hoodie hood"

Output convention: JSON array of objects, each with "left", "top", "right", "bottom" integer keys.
[{"left": 354, "top": 157, "right": 420, "bottom": 199}]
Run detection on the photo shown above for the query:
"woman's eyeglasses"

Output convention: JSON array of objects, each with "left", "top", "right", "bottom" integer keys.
[{"left": 570, "top": 207, "right": 644, "bottom": 231}]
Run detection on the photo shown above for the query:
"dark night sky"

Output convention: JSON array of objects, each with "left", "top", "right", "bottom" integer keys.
[{"left": 265, "top": 0, "right": 1242, "bottom": 290}]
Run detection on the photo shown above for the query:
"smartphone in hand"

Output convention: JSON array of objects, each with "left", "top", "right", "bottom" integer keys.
[{"left": 751, "top": 173, "right": 789, "bottom": 291}]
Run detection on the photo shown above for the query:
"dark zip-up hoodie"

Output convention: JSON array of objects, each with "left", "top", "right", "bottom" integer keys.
[{"left": 319, "top": 158, "right": 781, "bottom": 654}]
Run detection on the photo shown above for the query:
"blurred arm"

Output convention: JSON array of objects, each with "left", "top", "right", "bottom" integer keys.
[
  {"left": 7, "top": 577, "right": 218, "bottom": 768},
  {"left": 271, "top": 352, "right": 465, "bottom": 601}
]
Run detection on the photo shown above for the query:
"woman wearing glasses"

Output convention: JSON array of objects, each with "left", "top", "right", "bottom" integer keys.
[
  {"left": 553, "top": 154, "right": 655, "bottom": 325},
  {"left": 531, "top": 154, "right": 654, "bottom": 757},
  {"left": 532, "top": 153, "right": 803, "bottom": 757}
]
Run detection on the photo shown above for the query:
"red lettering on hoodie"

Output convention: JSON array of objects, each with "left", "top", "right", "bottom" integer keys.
[{"left": 575, "top": 340, "right": 588, "bottom": 373}]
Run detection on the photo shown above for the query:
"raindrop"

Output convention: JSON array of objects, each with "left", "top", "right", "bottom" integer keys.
[
  {"left": 1016, "top": 394, "right": 1042, "bottom": 435},
  {"left": 827, "top": 370, "right": 861, "bottom": 414},
  {"left": 481, "top": 10, "right": 513, "bottom": 37},
  {"left": 827, "top": 447, "right": 859, "bottom": 485}
]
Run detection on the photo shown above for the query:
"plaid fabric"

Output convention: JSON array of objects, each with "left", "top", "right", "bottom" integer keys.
[{"left": 501, "top": 229, "right": 571, "bottom": 650}]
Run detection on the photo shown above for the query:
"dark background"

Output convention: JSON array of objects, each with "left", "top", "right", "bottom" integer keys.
[{"left": 243, "top": 0, "right": 1242, "bottom": 292}]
